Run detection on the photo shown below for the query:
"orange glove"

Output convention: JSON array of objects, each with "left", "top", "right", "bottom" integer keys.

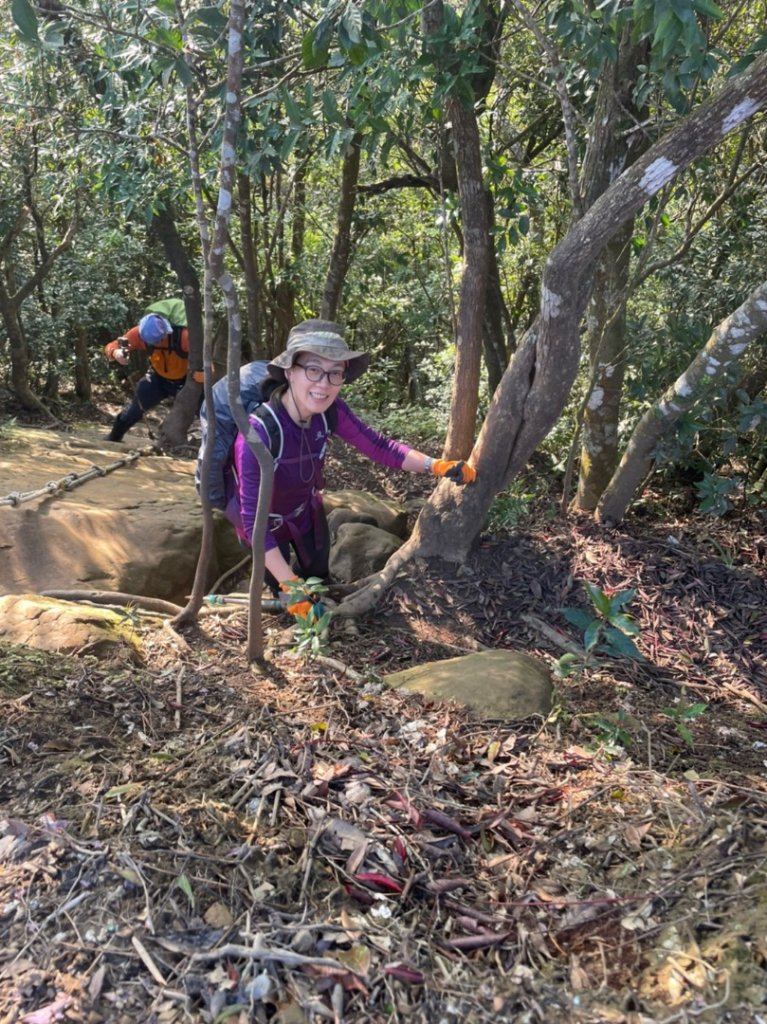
[
  {"left": 431, "top": 459, "right": 477, "bottom": 485},
  {"left": 279, "top": 577, "right": 321, "bottom": 620}
]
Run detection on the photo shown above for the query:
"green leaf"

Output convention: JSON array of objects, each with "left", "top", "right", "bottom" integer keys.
[
  {"left": 607, "top": 612, "right": 640, "bottom": 636},
  {"left": 561, "top": 607, "right": 595, "bottom": 631},
  {"left": 678, "top": 702, "right": 708, "bottom": 720},
  {"left": 584, "top": 620, "right": 602, "bottom": 652},
  {"left": 690, "top": 0, "right": 723, "bottom": 18},
  {"left": 12, "top": 0, "right": 39, "bottom": 41},
  {"left": 608, "top": 588, "right": 636, "bottom": 612},
  {"left": 584, "top": 582, "right": 612, "bottom": 617},
  {"left": 676, "top": 722, "right": 694, "bottom": 746},
  {"left": 341, "top": 4, "right": 363, "bottom": 44},
  {"left": 213, "top": 1006, "right": 250, "bottom": 1023},
  {"left": 601, "top": 629, "right": 643, "bottom": 660},
  {"left": 175, "top": 873, "right": 195, "bottom": 909},
  {"left": 321, "top": 89, "right": 341, "bottom": 123},
  {"left": 174, "top": 57, "right": 194, "bottom": 86},
  {"left": 194, "top": 6, "right": 229, "bottom": 31},
  {"left": 283, "top": 91, "right": 304, "bottom": 125}
]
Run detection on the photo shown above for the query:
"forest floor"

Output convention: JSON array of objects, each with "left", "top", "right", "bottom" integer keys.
[{"left": 1, "top": 395, "right": 767, "bottom": 1024}]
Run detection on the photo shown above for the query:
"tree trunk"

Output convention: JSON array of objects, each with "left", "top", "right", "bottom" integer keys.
[
  {"left": 238, "top": 171, "right": 262, "bottom": 358},
  {"left": 0, "top": 282, "right": 44, "bottom": 412},
  {"left": 321, "top": 133, "right": 362, "bottom": 321},
  {"left": 573, "top": 29, "right": 648, "bottom": 511},
  {"left": 597, "top": 280, "right": 767, "bottom": 524},
  {"left": 0, "top": 206, "right": 76, "bottom": 413},
  {"left": 573, "top": 220, "right": 633, "bottom": 510},
  {"left": 403, "top": 50, "right": 767, "bottom": 563},
  {"left": 150, "top": 206, "right": 204, "bottom": 449},
  {"left": 483, "top": 242, "right": 509, "bottom": 397},
  {"left": 442, "top": 96, "right": 491, "bottom": 458},
  {"left": 73, "top": 324, "right": 91, "bottom": 401}
]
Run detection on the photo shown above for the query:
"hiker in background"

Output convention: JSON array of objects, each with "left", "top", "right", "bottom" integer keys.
[
  {"left": 103, "top": 298, "right": 197, "bottom": 443},
  {"left": 222, "top": 319, "right": 476, "bottom": 620}
]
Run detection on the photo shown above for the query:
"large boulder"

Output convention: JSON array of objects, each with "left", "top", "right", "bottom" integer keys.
[
  {"left": 384, "top": 650, "right": 553, "bottom": 721},
  {"left": 329, "top": 522, "right": 403, "bottom": 582},
  {"left": 0, "top": 426, "right": 238, "bottom": 605},
  {"left": 0, "top": 427, "right": 408, "bottom": 605},
  {"left": 0, "top": 594, "right": 143, "bottom": 660},
  {"left": 323, "top": 489, "right": 409, "bottom": 538}
]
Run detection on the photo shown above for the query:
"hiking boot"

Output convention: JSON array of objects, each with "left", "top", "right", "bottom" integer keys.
[{"left": 107, "top": 416, "right": 127, "bottom": 443}]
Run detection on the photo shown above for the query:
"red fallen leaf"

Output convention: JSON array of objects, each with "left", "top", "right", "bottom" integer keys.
[
  {"left": 384, "top": 963, "right": 425, "bottom": 985},
  {"left": 385, "top": 792, "right": 422, "bottom": 826},
  {"left": 393, "top": 836, "right": 408, "bottom": 867},
  {"left": 354, "top": 872, "right": 403, "bottom": 893},
  {"left": 303, "top": 965, "right": 368, "bottom": 995},
  {"left": 421, "top": 808, "right": 473, "bottom": 841},
  {"left": 440, "top": 932, "right": 511, "bottom": 952},
  {"left": 425, "top": 877, "right": 470, "bottom": 894},
  {"left": 344, "top": 884, "right": 375, "bottom": 905}
]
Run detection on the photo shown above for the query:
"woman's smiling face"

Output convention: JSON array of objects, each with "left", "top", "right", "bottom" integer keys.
[{"left": 286, "top": 352, "right": 346, "bottom": 417}]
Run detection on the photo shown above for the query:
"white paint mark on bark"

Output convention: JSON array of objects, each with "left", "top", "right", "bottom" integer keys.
[
  {"left": 673, "top": 377, "right": 693, "bottom": 397},
  {"left": 222, "top": 142, "right": 235, "bottom": 163},
  {"left": 722, "top": 98, "right": 758, "bottom": 133},
  {"left": 587, "top": 387, "right": 604, "bottom": 410},
  {"left": 542, "top": 286, "right": 562, "bottom": 318},
  {"left": 729, "top": 342, "right": 747, "bottom": 355},
  {"left": 600, "top": 363, "right": 616, "bottom": 378},
  {"left": 229, "top": 30, "right": 242, "bottom": 55},
  {"left": 640, "top": 158, "right": 677, "bottom": 195},
  {"left": 227, "top": 91, "right": 237, "bottom": 104},
  {"left": 218, "top": 191, "right": 232, "bottom": 212}
]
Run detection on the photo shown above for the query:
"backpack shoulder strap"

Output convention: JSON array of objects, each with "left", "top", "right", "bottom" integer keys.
[
  {"left": 169, "top": 323, "right": 187, "bottom": 357},
  {"left": 324, "top": 401, "right": 338, "bottom": 434},
  {"left": 252, "top": 401, "right": 284, "bottom": 463}
]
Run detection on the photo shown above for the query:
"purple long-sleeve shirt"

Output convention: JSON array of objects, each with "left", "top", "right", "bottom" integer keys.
[{"left": 228, "top": 396, "right": 411, "bottom": 550}]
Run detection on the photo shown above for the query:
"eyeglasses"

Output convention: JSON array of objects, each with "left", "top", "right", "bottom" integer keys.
[{"left": 295, "top": 362, "right": 347, "bottom": 387}]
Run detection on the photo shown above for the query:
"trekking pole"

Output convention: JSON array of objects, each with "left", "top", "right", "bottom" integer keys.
[{"left": 202, "top": 594, "right": 283, "bottom": 612}]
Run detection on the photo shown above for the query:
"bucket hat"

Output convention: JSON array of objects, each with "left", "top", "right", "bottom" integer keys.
[
  {"left": 268, "top": 320, "right": 369, "bottom": 383},
  {"left": 138, "top": 313, "right": 172, "bottom": 346}
]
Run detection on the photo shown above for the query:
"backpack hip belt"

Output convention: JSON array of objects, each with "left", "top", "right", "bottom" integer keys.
[{"left": 268, "top": 500, "right": 309, "bottom": 530}]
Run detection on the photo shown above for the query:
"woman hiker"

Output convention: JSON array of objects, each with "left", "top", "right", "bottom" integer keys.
[{"left": 225, "top": 319, "right": 476, "bottom": 620}]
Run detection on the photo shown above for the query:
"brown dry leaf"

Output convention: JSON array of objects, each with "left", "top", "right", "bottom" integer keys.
[
  {"left": 335, "top": 944, "right": 372, "bottom": 976},
  {"left": 204, "top": 901, "right": 234, "bottom": 928},
  {"left": 624, "top": 821, "right": 653, "bottom": 850},
  {"left": 569, "top": 954, "right": 590, "bottom": 992},
  {"left": 319, "top": 817, "right": 369, "bottom": 853}
]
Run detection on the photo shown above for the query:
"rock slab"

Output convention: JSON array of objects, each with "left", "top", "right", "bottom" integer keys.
[{"left": 384, "top": 649, "right": 553, "bottom": 720}]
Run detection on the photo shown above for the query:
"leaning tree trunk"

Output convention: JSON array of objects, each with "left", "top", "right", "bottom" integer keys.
[
  {"left": 596, "top": 279, "right": 767, "bottom": 523},
  {"left": 337, "top": 49, "right": 767, "bottom": 615},
  {"left": 321, "top": 133, "right": 361, "bottom": 321},
  {"left": 151, "top": 205, "right": 204, "bottom": 449}
]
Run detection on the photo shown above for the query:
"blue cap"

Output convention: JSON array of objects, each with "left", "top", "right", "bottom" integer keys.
[{"left": 138, "top": 314, "right": 172, "bottom": 346}]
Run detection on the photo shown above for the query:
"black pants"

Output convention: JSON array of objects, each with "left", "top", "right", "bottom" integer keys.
[
  {"left": 109, "top": 370, "right": 185, "bottom": 441},
  {"left": 263, "top": 504, "right": 331, "bottom": 594}
]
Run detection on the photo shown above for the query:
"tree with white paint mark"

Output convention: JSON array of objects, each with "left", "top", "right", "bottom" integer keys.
[
  {"left": 596, "top": 280, "right": 767, "bottom": 524},
  {"left": 339, "top": 49, "right": 767, "bottom": 614}
]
